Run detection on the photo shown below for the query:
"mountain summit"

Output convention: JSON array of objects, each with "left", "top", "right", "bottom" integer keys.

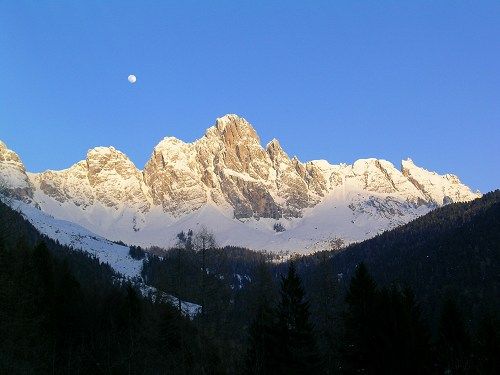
[{"left": 0, "top": 115, "right": 481, "bottom": 252}]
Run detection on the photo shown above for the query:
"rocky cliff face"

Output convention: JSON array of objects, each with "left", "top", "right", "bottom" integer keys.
[
  {"left": 0, "top": 141, "right": 34, "bottom": 202},
  {"left": 31, "top": 147, "right": 151, "bottom": 213},
  {"left": 141, "top": 115, "right": 325, "bottom": 219},
  {"left": 0, "top": 115, "right": 482, "bottom": 252}
]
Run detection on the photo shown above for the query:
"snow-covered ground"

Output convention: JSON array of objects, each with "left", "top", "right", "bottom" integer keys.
[
  {"left": 0, "top": 117, "right": 480, "bottom": 255},
  {"left": 138, "top": 283, "right": 201, "bottom": 318},
  {"left": 16, "top": 200, "right": 143, "bottom": 279},
  {"left": 32, "top": 188, "right": 432, "bottom": 254},
  {"left": 11, "top": 200, "right": 202, "bottom": 318}
]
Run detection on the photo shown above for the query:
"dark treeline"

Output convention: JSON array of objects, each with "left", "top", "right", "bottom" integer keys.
[
  {"left": 139, "top": 191, "right": 500, "bottom": 373},
  {"left": 304, "top": 190, "right": 500, "bottom": 328},
  {"left": 142, "top": 249, "right": 499, "bottom": 374},
  {"left": 1, "top": 190, "right": 499, "bottom": 374},
  {"left": 0, "top": 202, "right": 222, "bottom": 374}
]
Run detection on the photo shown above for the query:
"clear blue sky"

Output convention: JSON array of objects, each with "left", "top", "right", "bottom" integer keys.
[{"left": 1, "top": 1, "right": 499, "bottom": 192}]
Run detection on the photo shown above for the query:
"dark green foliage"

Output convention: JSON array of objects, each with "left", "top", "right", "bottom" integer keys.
[
  {"left": 341, "top": 263, "right": 433, "bottom": 374},
  {"left": 474, "top": 314, "right": 500, "bottom": 374},
  {"left": 1, "top": 190, "right": 499, "bottom": 373},
  {"left": 372, "top": 287, "right": 432, "bottom": 374},
  {"left": 309, "top": 252, "right": 338, "bottom": 373},
  {"left": 245, "top": 299, "right": 276, "bottom": 374},
  {"left": 436, "top": 298, "right": 473, "bottom": 374},
  {"left": 129, "top": 245, "right": 146, "bottom": 260},
  {"left": 177, "top": 229, "right": 194, "bottom": 251},
  {"left": 245, "top": 262, "right": 320, "bottom": 374},
  {"left": 313, "top": 190, "right": 500, "bottom": 327},
  {"left": 341, "top": 263, "right": 379, "bottom": 373},
  {"left": 273, "top": 222, "right": 286, "bottom": 232},
  {"left": 276, "top": 263, "right": 320, "bottom": 373},
  {"left": 244, "top": 261, "right": 279, "bottom": 374},
  {"left": 0, "top": 202, "right": 221, "bottom": 374}
]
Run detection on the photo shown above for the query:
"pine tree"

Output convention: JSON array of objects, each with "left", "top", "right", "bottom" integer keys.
[
  {"left": 245, "top": 299, "right": 276, "bottom": 374},
  {"left": 341, "top": 262, "right": 378, "bottom": 374},
  {"left": 398, "top": 287, "right": 432, "bottom": 374},
  {"left": 310, "top": 252, "right": 338, "bottom": 373},
  {"left": 474, "top": 314, "right": 500, "bottom": 374},
  {"left": 244, "top": 261, "right": 278, "bottom": 375},
  {"left": 342, "top": 264, "right": 433, "bottom": 374},
  {"left": 374, "top": 287, "right": 432, "bottom": 374},
  {"left": 436, "top": 297, "right": 472, "bottom": 374},
  {"left": 51, "top": 261, "right": 83, "bottom": 371},
  {"left": 274, "top": 262, "right": 320, "bottom": 374}
]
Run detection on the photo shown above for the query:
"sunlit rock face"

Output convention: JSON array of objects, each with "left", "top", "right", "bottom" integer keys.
[
  {"left": 0, "top": 115, "right": 481, "bottom": 252},
  {"left": 0, "top": 141, "right": 34, "bottom": 202},
  {"left": 32, "top": 147, "right": 150, "bottom": 213}
]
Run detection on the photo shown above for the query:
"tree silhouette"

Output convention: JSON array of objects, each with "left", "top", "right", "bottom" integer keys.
[
  {"left": 274, "top": 262, "right": 320, "bottom": 374},
  {"left": 437, "top": 297, "right": 472, "bottom": 374},
  {"left": 341, "top": 262, "right": 378, "bottom": 374}
]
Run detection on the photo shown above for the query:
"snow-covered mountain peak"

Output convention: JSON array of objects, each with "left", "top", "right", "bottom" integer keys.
[
  {"left": 266, "top": 138, "right": 280, "bottom": 147},
  {"left": 309, "top": 159, "right": 335, "bottom": 170},
  {"left": 87, "top": 145, "right": 118, "bottom": 154},
  {"left": 0, "top": 140, "right": 34, "bottom": 202},
  {"left": 400, "top": 158, "right": 477, "bottom": 204},
  {"left": 266, "top": 138, "right": 282, "bottom": 151},
  {"left": 266, "top": 138, "right": 289, "bottom": 161},
  {"left": 85, "top": 146, "right": 141, "bottom": 180},
  {"left": 215, "top": 113, "right": 249, "bottom": 129},
  {"left": 0, "top": 114, "right": 482, "bottom": 253},
  {"left": 86, "top": 145, "right": 125, "bottom": 159},
  {"left": 155, "top": 136, "right": 186, "bottom": 148},
  {"left": 206, "top": 114, "right": 261, "bottom": 146}
]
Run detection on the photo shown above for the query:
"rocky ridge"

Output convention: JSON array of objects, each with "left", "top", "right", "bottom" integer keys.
[{"left": 0, "top": 115, "right": 481, "bottom": 252}]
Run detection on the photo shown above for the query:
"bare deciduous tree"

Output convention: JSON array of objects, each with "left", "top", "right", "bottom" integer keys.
[{"left": 193, "top": 227, "right": 216, "bottom": 317}]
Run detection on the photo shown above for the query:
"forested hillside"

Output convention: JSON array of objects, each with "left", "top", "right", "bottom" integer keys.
[
  {"left": 140, "top": 192, "right": 499, "bottom": 373},
  {"left": 306, "top": 190, "right": 500, "bottom": 325},
  {"left": 1, "top": 192, "right": 499, "bottom": 373},
  {"left": 0, "top": 201, "right": 222, "bottom": 373}
]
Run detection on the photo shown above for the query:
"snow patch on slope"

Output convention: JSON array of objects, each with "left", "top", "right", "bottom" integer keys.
[
  {"left": 11, "top": 199, "right": 202, "bottom": 317},
  {"left": 28, "top": 188, "right": 431, "bottom": 253},
  {"left": 14, "top": 200, "right": 142, "bottom": 278}
]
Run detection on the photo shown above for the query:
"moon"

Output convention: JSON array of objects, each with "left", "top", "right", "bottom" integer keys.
[{"left": 128, "top": 74, "right": 137, "bottom": 84}]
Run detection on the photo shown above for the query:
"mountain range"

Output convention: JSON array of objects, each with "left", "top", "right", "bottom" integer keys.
[{"left": 0, "top": 114, "right": 481, "bottom": 252}]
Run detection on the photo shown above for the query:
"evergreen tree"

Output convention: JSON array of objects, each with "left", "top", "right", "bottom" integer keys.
[
  {"left": 273, "top": 262, "right": 320, "bottom": 374},
  {"left": 341, "top": 262, "right": 378, "bottom": 374},
  {"left": 374, "top": 287, "right": 432, "bottom": 374},
  {"left": 310, "top": 252, "right": 338, "bottom": 373},
  {"left": 0, "top": 203, "right": 226, "bottom": 373},
  {"left": 175, "top": 230, "right": 194, "bottom": 312},
  {"left": 244, "top": 261, "right": 278, "bottom": 374},
  {"left": 32, "top": 242, "right": 55, "bottom": 328},
  {"left": 245, "top": 299, "right": 276, "bottom": 375},
  {"left": 474, "top": 314, "right": 500, "bottom": 374},
  {"left": 342, "top": 264, "right": 432, "bottom": 374},
  {"left": 436, "top": 297, "right": 472, "bottom": 374}
]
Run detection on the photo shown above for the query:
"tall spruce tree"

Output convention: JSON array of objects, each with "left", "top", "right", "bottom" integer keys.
[
  {"left": 244, "top": 261, "right": 278, "bottom": 375},
  {"left": 436, "top": 297, "right": 472, "bottom": 374},
  {"left": 245, "top": 299, "right": 276, "bottom": 375},
  {"left": 310, "top": 252, "right": 338, "bottom": 373},
  {"left": 374, "top": 287, "right": 432, "bottom": 374},
  {"left": 342, "top": 264, "right": 433, "bottom": 374},
  {"left": 341, "top": 262, "right": 378, "bottom": 374},
  {"left": 274, "top": 262, "right": 320, "bottom": 374},
  {"left": 474, "top": 314, "right": 500, "bottom": 374}
]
